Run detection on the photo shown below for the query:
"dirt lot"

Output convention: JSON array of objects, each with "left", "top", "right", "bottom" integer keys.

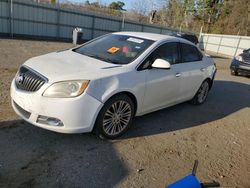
[{"left": 0, "top": 39, "right": 249, "bottom": 188}]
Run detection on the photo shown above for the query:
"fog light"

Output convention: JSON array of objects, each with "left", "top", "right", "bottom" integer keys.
[{"left": 37, "top": 115, "right": 63, "bottom": 126}]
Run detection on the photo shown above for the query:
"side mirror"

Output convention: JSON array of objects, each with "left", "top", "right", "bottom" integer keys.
[{"left": 151, "top": 59, "right": 171, "bottom": 69}]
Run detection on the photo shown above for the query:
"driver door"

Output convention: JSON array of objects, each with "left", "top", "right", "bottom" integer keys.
[{"left": 140, "top": 42, "right": 182, "bottom": 113}]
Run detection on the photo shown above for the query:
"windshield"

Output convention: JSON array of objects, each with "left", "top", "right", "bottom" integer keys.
[{"left": 73, "top": 34, "right": 154, "bottom": 65}]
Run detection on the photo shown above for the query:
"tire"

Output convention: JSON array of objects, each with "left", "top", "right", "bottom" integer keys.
[
  {"left": 190, "top": 80, "right": 210, "bottom": 105},
  {"left": 94, "top": 94, "right": 135, "bottom": 139}
]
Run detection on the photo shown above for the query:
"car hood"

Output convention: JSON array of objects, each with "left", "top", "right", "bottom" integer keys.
[{"left": 24, "top": 50, "right": 125, "bottom": 82}]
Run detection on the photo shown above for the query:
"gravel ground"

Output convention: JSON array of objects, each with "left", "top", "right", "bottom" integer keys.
[{"left": 0, "top": 39, "right": 249, "bottom": 188}]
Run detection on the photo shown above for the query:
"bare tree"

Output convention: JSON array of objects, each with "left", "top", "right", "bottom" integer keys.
[
  {"left": 131, "top": 0, "right": 150, "bottom": 22},
  {"left": 149, "top": 10, "right": 157, "bottom": 23},
  {"left": 130, "top": 0, "right": 164, "bottom": 23}
]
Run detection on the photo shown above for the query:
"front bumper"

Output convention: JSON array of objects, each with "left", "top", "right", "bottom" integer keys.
[
  {"left": 11, "top": 80, "right": 103, "bottom": 134},
  {"left": 230, "top": 59, "right": 250, "bottom": 74}
]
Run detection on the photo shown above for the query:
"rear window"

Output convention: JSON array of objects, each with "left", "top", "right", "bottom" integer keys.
[{"left": 73, "top": 34, "right": 154, "bottom": 65}]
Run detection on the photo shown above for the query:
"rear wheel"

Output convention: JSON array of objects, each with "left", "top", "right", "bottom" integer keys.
[
  {"left": 94, "top": 94, "right": 135, "bottom": 139},
  {"left": 190, "top": 80, "right": 210, "bottom": 105}
]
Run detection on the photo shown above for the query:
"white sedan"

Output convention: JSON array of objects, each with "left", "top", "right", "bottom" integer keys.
[{"left": 11, "top": 32, "right": 216, "bottom": 138}]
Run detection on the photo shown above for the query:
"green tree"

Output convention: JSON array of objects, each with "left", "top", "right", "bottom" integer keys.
[
  {"left": 109, "top": 1, "right": 125, "bottom": 11},
  {"left": 210, "top": 0, "right": 249, "bottom": 35},
  {"left": 196, "top": 0, "right": 223, "bottom": 32}
]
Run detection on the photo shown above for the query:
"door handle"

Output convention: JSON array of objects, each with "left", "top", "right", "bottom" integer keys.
[
  {"left": 175, "top": 73, "right": 181, "bottom": 77},
  {"left": 200, "top": 68, "right": 205, "bottom": 72}
]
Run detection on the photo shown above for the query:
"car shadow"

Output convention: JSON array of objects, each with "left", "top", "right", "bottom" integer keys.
[
  {"left": 0, "top": 80, "right": 249, "bottom": 187},
  {"left": 122, "top": 80, "right": 250, "bottom": 139},
  {"left": 0, "top": 120, "right": 128, "bottom": 188}
]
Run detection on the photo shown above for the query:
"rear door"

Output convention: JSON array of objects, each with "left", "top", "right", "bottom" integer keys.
[{"left": 178, "top": 42, "right": 205, "bottom": 101}]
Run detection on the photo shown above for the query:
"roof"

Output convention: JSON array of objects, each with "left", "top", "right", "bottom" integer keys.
[{"left": 113, "top": 32, "right": 178, "bottom": 41}]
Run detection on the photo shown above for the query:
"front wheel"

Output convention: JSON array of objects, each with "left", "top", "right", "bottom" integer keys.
[
  {"left": 190, "top": 80, "right": 210, "bottom": 105},
  {"left": 94, "top": 94, "right": 135, "bottom": 139}
]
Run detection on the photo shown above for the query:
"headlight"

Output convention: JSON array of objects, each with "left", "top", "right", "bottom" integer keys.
[
  {"left": 235, "top": 55, "right": 242, "bottom": 62},
  {"left": 43, "top": 80, "right": 90, "bottom": 98}
]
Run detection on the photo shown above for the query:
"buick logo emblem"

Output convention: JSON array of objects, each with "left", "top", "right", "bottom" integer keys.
[{"left": 16, "top": 73, "right": 24, "bottom": 84}]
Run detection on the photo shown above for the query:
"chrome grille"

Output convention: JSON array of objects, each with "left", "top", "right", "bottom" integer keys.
[{"left": 15, "top": 66, "right": 47, "bottom": 92}]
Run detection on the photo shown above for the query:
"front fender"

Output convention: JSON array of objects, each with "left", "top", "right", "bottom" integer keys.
[{"left": 86, "top": 71, "right": 147, "bottom": 115}]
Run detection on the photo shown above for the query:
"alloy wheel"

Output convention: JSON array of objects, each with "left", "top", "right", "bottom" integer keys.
[{"left": 102, "top": 100, "right": 132, "bottom": 136}]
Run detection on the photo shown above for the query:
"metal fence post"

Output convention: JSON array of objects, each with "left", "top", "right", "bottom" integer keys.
[
  {"left": 217, "top": 36, "right": 223, "bottom": 54},
  {"left": 91, "top": 16, "right": 95, "bottom": 39},
  {"left": 204, "top": 35, "right": 209, "bottom": 51},
  {"left": 9, "top": 0, "right": 13, "bottom": 38},
  {"left": 198, "top": 26, "right": 203, "bottom": 42},
  {"left": 234, "top": 37, "right": 241, "bottom": 57},
  {"left": 119, "top": 18, "right": 123, "bottom": 31},
  {"left": 56, "top": 3, "right": 60, "bottom": 39},
  {"left": 141, "top": 24, "right": 144, "bottom": 32},
  {"left": 121, "top": 12, "right": 125, "bottom": 31},
  {"left": 198, "top": 33, "right": 203, "bottom": 49}
]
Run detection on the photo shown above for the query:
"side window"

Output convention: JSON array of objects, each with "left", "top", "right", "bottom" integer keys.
[
  {"left": 139, "top": 42, "right": 180, "bottom": 70},
  {"left": 153, "top": 42, "right": 180, "bottom": 64},
  {"left": 181, "top": 43, "right": 202, "bottom": 63}
]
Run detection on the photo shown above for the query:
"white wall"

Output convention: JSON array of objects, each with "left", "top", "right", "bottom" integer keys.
[{"left": 199, "top": 33, "right": 250, "bottom": 57}]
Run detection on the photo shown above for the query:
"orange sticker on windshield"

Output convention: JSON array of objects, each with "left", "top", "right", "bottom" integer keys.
[{"left": 107, "top": 47, "right": 120, "bottom": 54}]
